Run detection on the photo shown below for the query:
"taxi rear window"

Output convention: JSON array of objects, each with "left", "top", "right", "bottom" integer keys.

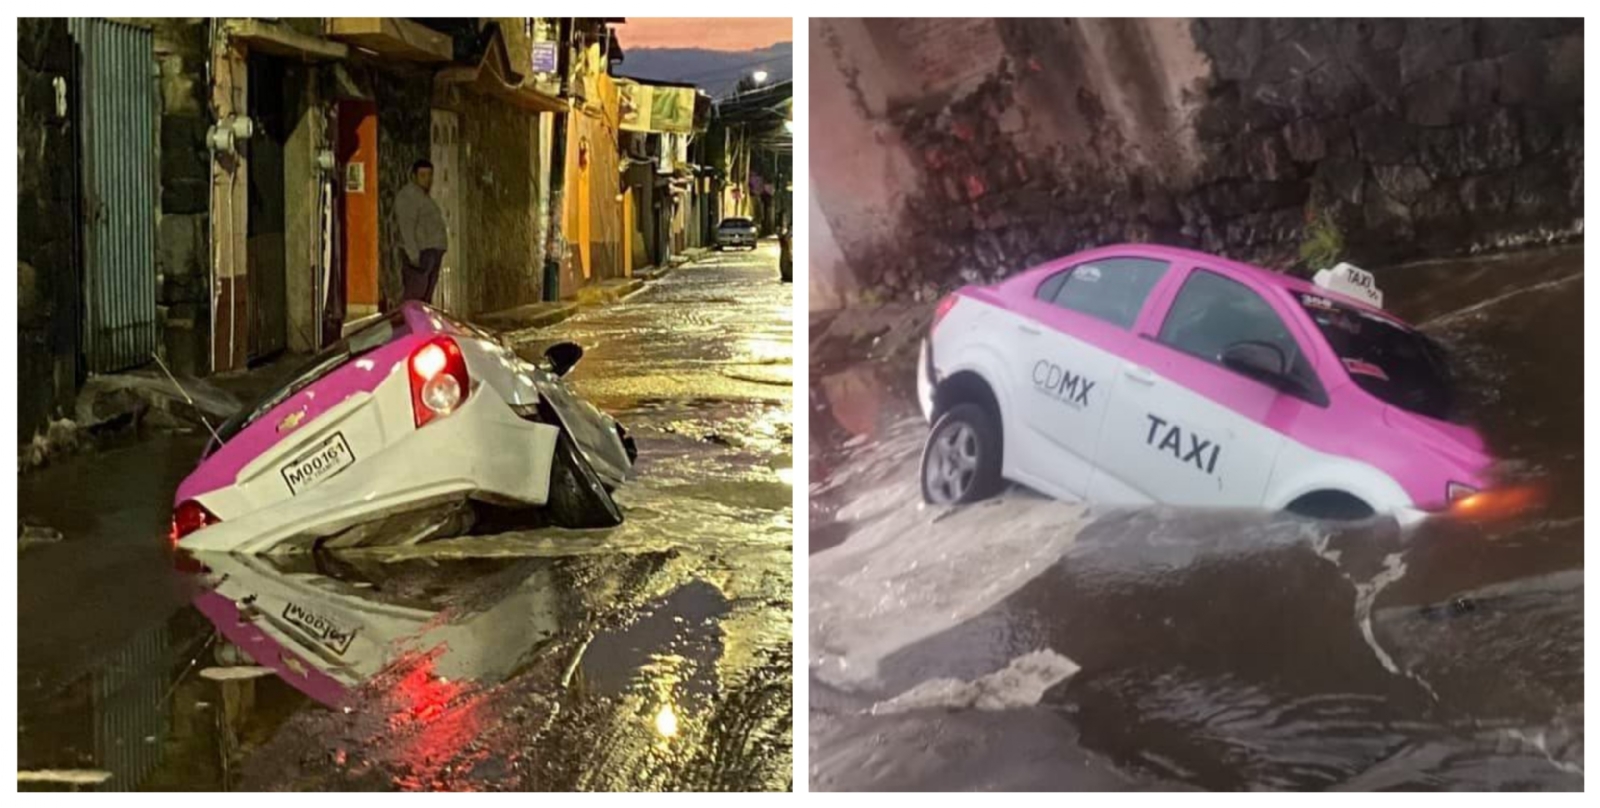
[{"left": 1035, "top": 257, "right": 1169, "bottom": 330}]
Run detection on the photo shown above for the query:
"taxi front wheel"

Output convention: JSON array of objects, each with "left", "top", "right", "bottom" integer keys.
[
  {"left": 921, "top": 403, "right": 1003, "bottom": 505},
  {"left": 548, "top": 431, "right": 624, "bottom": 528}
]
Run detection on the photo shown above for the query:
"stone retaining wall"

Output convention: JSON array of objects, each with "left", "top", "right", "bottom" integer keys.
[{"left": 811, "top": 18, "right": 1583, "bottom": 305}]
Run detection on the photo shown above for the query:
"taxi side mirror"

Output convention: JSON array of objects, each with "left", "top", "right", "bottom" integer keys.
[{"left": 1221, "top": 340, "right": 1288, "bottom": 384}]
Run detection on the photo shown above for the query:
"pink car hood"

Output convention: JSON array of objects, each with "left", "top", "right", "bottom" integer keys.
[{"left": 1383, "top": 404, "right": 1492, "bottom": 477}]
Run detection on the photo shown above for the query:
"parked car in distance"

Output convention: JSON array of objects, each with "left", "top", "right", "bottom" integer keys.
[
  {"left": 171, "top": 302, "right": 636, "bottom": 554},
  {"left": 716, "top": 217, "right": 758, "bottom": 250},
  {"left": 916, "top": 243, "right": 1494, "bottom": 525}
]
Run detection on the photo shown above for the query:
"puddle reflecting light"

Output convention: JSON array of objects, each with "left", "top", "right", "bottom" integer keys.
[
  {"left": 654, "top": 703, "right": 679, "bottom": 738},
  {"left": 775, "top": 467, "right": 794, "bottom": 486},
  {"left": 737, "top": 337, "right": 788, "bottom": 363}
]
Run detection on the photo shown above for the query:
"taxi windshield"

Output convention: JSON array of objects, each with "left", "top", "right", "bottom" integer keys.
[{"left": 1297, "top": 293, "right": 1458, "bottom": 422}]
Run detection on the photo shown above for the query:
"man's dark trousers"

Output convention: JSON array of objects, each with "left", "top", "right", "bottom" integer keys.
[{"left": 402, "top": 248, "right": 445, "bottom": 304}]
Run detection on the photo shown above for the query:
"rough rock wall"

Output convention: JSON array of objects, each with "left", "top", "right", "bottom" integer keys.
[
  {"left": 18, "top": 18, "right": 80, "bottom": 441},
  {"left": 1190, "top": 19, "right": 1582, "bottom": 260},
  {"left": 811, "top": 18, "right": 1584, "bottom": 306}
]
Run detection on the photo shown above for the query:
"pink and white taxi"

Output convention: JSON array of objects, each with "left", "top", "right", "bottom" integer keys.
[
  {"left": 916, "top": 244, "right": 1494, "bottom": 523},
  {"left": 172, "top": 302, "right": 636, "bottom": 554}
]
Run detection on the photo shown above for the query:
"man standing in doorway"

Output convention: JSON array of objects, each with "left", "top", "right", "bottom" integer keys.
[{"left": 394, "top": 159, "right": 448, "bottom": 304}]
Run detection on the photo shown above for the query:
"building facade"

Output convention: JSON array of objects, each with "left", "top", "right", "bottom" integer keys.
[{"left": 19, "top": 17, "right": 702, "bottom": 441}]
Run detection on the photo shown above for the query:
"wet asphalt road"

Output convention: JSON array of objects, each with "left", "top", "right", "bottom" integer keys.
[
  {"left": 809, "top": 245, "right": 1583, "bottom": 791},
  {"left": 17, "top": 243, "right": 793, "bottom": 791}
]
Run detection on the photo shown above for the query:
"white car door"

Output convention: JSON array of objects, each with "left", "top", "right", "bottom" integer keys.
[
  {"left": 1088, "top": 268, "right": 1320, "bottom": 507},
  {"left": 1007, "top": 257, "right": 1172, "bottom": 500}
]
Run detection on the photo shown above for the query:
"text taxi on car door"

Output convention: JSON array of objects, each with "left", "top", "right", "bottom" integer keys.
[{"left": 916, "top": 244, "right": 1495, "bottom": 525}]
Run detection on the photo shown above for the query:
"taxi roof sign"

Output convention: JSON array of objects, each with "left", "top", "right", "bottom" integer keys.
[{"left": 1312, "top": 262, "right": 1383, "bottom": 309}]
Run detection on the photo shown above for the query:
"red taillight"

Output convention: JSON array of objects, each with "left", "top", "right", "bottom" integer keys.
[
  {"left": 170, "top": 500, "right": 219, "bottom": 543},
  {"left": 412, "top": 343, "right": 448, "bottom": 379},
  {"left": 931, "top": 293, "right": 960, "bottom": 332},
  {"left": 409, "top": 336, "right": 470, "bottom": 428}
]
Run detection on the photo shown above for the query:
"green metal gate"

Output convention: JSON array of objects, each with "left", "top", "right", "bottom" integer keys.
[{"left": 68, "top": 19, "right": 159, "bottom": 374}]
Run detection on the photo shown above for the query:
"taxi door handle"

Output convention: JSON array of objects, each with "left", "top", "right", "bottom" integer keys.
[
  {"left": 1123, "top": 364, "right": 1155, "bottom": 385},
  {"left": 1018, "top": 324, "right": 1042, "bottom": 336}
]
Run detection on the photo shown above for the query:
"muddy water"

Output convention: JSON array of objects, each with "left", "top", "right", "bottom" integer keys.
[
  {"left": 809, "top": 245, "right": 1583, "bottom": 790},
  {"left": 17, "top": 247, "right": 793, "bottom": 791}
]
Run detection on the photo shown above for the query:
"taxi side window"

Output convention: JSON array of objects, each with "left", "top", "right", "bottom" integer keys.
[
  {"left": 1033, "top": 257, "right": 1169, "bottom": 330},
  {"left": 1157, "top": 269, "right": 1321, "bottom": 397}
]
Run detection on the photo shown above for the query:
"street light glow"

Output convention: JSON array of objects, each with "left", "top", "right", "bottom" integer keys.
[
  {"left": 752, "top": 70, "right": 769, "bottom": 84},
  {"left": 654, "top": 703, "right": 679, "bottom": 738}
]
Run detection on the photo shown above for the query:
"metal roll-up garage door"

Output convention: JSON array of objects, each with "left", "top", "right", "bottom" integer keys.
[{"left": 68, "top": 18, "right": 159, "bottom": 374}]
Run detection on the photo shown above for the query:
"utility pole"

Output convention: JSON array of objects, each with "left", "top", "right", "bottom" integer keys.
[{"left": 542, "top": 18, "right": 573, "bottom": 302}]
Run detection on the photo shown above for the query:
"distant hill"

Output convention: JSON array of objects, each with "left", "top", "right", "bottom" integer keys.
[{"left": 614, "top": 42, "right": 792, "bottom": 98}]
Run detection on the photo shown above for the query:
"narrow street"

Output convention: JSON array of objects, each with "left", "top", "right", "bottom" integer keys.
[{"left": 17, "top": 244, "right": 793, "bottom": 791}]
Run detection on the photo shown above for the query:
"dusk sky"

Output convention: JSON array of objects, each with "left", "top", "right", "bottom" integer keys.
[{"left": 613, "top": 18, "right": 792, "bottom": 51}]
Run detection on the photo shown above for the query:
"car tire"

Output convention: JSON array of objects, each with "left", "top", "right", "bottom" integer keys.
[
  {"left": 920, "top": 403, "right": 1003, "bottom": 505},
  {"left": 1285, "top": 491, "right": 1375, "bottom": 522},
  {"left": 547, "top": 431, "right": 624, "bottom": 528}
]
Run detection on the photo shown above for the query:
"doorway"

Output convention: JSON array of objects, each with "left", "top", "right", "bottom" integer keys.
[
  {"left": 246, "top": 55, "right": 289, "bottom": 361},
  {"left": 335, "top": 99, "right": 380, "bottom": 329}
]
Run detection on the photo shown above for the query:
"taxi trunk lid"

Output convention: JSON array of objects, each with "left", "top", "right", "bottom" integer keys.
[{"left": 175, "top": 317, "right": 418, "bottom": 508}]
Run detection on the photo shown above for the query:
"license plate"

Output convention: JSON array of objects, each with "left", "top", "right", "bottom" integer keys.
[
  {"left": 281, "top": 601, "right": 357, "bottom": 656},
  {"left": 280, "top": 432, "right": 355, "bottom": 495}
]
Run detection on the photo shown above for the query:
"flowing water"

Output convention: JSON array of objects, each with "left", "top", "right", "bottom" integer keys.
[{"left": 809, "top": 245, "right": 1583, "bottom": 791}]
